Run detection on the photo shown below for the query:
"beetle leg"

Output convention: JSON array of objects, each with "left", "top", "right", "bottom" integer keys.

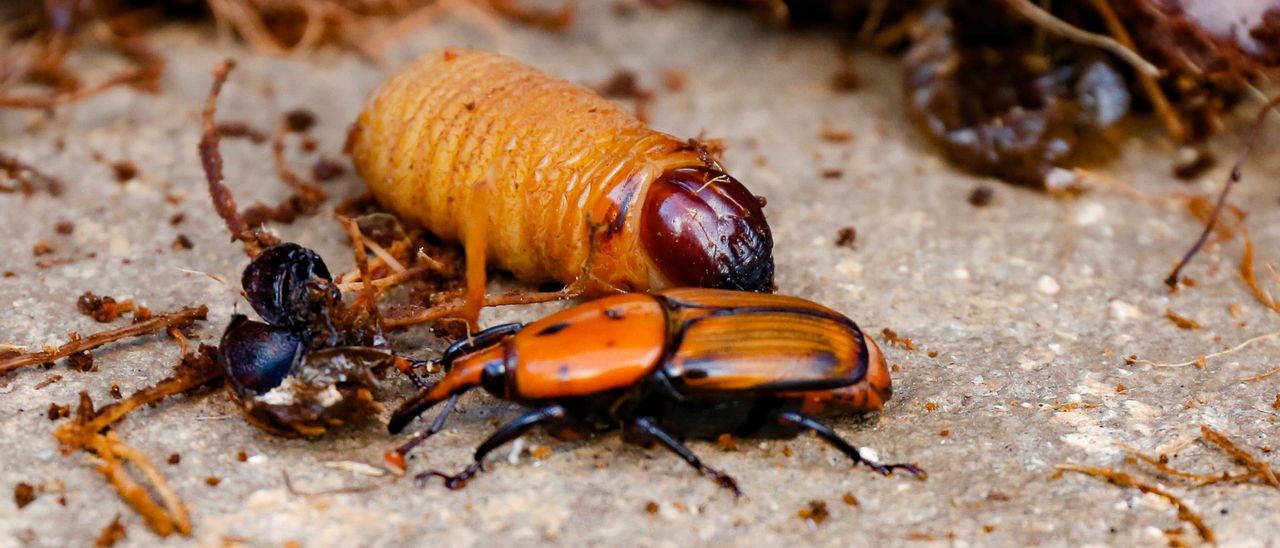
[
  {"left": 418, "top": 404, "right": 568, "bottom": 490},
  {"left": 629, "top": 417, "right": 742, "bottom": 497},
  {"left": 392, "top": 392, "right": 461, "bottom": 458},
  {"left": 775, "top": 411, "right": 926, "bottom": 480}
]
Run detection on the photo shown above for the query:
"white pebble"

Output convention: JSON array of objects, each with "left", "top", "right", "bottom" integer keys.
[
  {"left": 1037, "top": 275, "right": 1061, "bottom": 295},
  {"left": 1108, "top": 300, "right": 1143, "bottom": 321},
  {"left": 1075, "top": 203, "right": 1106, "bottom": 226}
]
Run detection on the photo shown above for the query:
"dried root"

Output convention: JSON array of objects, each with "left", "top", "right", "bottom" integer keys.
[
  {"left": 1165, "top": 94, "right": 1280, "bottom": 288},
  {"left": 1056, "top": 424, "right": 1280, "bottom": 543},
  {"left": 198, "top": 59, "right": 281, "bottom": 257},
  {"left": 53, "top": 345, "right": 221, "bottom": 537},
  {"left": 1053, "top": 464, "right": 1214, "bottom": 543},
  {"left": 55, "top": 347, "right": 223, "bottom": 450},
  {"left": 0, "top": 306, "right": 208, "bottom": 375}
]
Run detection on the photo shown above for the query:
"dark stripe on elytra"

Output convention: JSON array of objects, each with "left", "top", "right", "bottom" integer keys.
[{"left": 535, "top": 322, "right": 570, "bottom": 336}]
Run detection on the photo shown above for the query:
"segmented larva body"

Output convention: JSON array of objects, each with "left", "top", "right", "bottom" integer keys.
[{"left": 348, "top": 48, "right": 773, "bottom": 293}]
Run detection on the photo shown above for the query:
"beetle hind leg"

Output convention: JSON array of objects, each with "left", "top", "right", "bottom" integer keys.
[
  {"left": 776, "top": 411, "right": 926, "bottom": 480},
  {"left": 417, "top": 404, "right": 569, "bottom": 490},
  {"left": 627, "top": 417, "right": 742, "bottom": 497}
]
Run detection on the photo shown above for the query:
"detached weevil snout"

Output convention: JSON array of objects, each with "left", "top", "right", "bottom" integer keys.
[{"left": 387, "top": 288, "right": 924, "bottom": 493}]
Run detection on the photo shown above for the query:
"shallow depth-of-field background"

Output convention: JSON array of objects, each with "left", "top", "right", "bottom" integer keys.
[{"left": 3, "top": 3, "right": 1280, "bottom": 546}]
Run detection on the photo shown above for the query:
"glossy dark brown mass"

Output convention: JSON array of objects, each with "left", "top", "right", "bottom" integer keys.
[{"left": 640, "top": 167, "right": 774, "bottom": 292}]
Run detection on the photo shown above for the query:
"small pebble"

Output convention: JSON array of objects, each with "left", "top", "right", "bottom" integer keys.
[{"left": 1037, "top": 275, "right": 1061, "bottom": 295}]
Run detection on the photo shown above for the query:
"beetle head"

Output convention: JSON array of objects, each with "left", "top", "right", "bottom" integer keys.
[
  {"left": 641, "top": 167, "right": 775, "bottom": 292},
  {"left": 241, "top": 243, "right": 333, "bottom": 329}
]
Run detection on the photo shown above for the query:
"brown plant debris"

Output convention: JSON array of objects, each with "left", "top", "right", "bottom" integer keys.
[
  {"left": 111, "top": 160, "right": 139, "bottom": 183},
  {"left": 1199, "top": 425, "right": 1279, "bottom": 488},
  {"left": 1243, "top": 366, "right": 1280, "bottom": 382},
  {"left": 819, "top": 125, "right": 854, "bottom": 143},
  {"left": 87, "top": 430, "right": 190, "bottom": 537},
  {"left": 31, "top": 240, "right": 55, "bottom": 257},
  {"left": 1164, "top": 309, "right": 1201, "bottom": 330},
  {"left": 1004, "top": 0, "right": 1159, "bottom": 77},
  {"left": 215, "top": 121, "right": 269, "bottom": 143},
  {"left": 342, "top": 218, "right": 384, "bottom": 334},
  {"left": 880, "top": 328, "right": 917, "bottom": 350},
  {"left": 1130, "top": 328, "right": 1280, "bottom": 369},
  {"left": 383, "top": 288, "right": 581, "bottom": 328},
  {"left": 53, "top": 346, "right": 221, "bottom": 538},
  {"left": 1117, "top": 444, "right": 1250, "bottom": 486},
  {"left": 834, "top": 227, "right": 856, "bottom": 248},
  {"left": 0, "top": 68, "right": 158, "bottom": 111},
  {"left": 198, "top": 59, "right": 279, "bottom": 257},
  {"left": 0, "top": 306, "right": 208, "bottom": 375},
  {"left": 829, "top": 50, "right": 860, "bottom": 92},
  {"left": 34, "top": 374, "right": 63, "bottom": 389},
  {"left": 967, "top": 186, "right": 994, "bottom": 207},
  {"left": 63, "top": 349, "right": 221, "bottom": 447},
  {"left": 1240, "top": 227, "right": 1280, "bottom": 313},
  {"left": 1053, "top": 465, "right": 1213, "bottom": 543},
  {"left": 251, "top": 110, "right": 329, "bottom": 227},
  {"left": 312, "top": 157, "right": 346, "bottom": 181},
  {"left": 593, "top": 68, "right": 653, "bottom": 122},
  {"left": 77, "top": 293, "right": 135, "bottom": 323},
  {"left": 14, "top": 482, "right": 37, "bottom": 509},
  {"left": 94, "top": 515, "right": 127, "bottom": 547},
  {"left": 797, "top": 500, "right": 830, "bottom": 524},
  {"left": 1165, "top": 94, "right": 1280, "bottom": 288},
  {"left": 0, "top": 152, "right": 65, "bottom": 196}
]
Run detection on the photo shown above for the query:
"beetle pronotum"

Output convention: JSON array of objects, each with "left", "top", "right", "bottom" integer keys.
[
  {"left": 387, "top": 288, "right": 923, "bottom": 494},
  {"left": 348, "top": 48, "right": 775, "bottom": 294}
]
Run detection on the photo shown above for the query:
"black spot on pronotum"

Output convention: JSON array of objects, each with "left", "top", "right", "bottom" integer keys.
[
  {"left": 604, "top": 309, "right": 624, "bottom": 320},
  {"left": 536, "top": 322, "right": 569, "bottom": 336},
  {"left": 684, "top": 369, "right": 709, "bottom": 380}
]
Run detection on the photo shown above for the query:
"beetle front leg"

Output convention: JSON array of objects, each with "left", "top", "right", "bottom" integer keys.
[
  {"left": 628, "top": 417, "right": 742, "bottom": 497},
  {"left": 418, "top": 404, "right": 569, "bottom": 490},
  {"left": 390, "top": 392, "right": 462, "bottom": 463},
  {"left": 775, "top": 411, "right": 926, "bottom": 480}
]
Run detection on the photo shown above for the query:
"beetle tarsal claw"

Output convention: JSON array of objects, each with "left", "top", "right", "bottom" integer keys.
[
  {"left": 714, "top": 473, "right": 743, "bottom": 498},
  {"left": 415, "top": 462, "right": 483, "bottom": 491},
  {"left": 872, "top": 462, "right": 928, "bottom": 480}
]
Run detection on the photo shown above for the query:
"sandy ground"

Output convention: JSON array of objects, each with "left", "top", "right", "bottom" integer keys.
[{"left": 3, "top": 3, "right": 1280, "bottom": 547}]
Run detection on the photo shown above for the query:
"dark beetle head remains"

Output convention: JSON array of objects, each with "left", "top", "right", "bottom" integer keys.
[
  {"left": 641, "top": 167, "right": 774, "bottom": 292},
  {"left": 241, "top": 243, "right": 332, "bottom": 329}
]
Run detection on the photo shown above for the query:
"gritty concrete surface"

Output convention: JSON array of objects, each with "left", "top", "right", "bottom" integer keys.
[{"left": 3, "top": 3, "right": 1280, "bottom": 547}]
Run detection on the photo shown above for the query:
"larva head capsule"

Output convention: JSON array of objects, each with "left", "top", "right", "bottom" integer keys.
[{"left": 641, "top": 167, "right": 775, "bottom": 292}]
